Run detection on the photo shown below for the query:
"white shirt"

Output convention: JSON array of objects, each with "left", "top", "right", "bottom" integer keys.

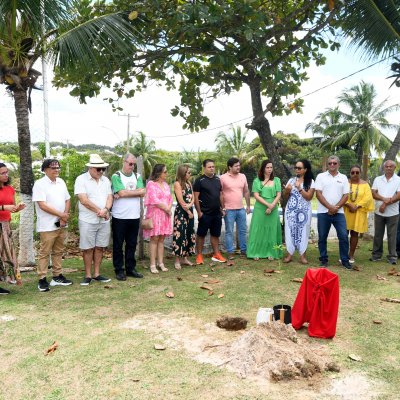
[
  {"left": 372, "top": 174, "right": 400, "bottom": 217},
  {"left": 32, "top": 176, "right": 70, "bottom": 232},
  {"left": 74, "top": 172, "right": 112, "bottom": 224},
  {"left": 315, "top": 171, "right": 349, "bottom": 214}
]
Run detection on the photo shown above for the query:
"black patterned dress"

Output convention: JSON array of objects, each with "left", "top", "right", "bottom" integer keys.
[{"left": 172, "top": 184, "right": 196, "bottom": 257}]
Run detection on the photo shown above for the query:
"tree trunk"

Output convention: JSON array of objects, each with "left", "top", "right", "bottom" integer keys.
[
  {"left": 14, "top": 89, "right": 36, "bottom": 267},
  {"left": 361, "top": 153, "right": 369, "bottom": 181},
  {"left": 246, "top": 78, "right": 290, "bottom": 185},
  {"left": 382, "top": 125, "right": 400, "bottom": 172}
]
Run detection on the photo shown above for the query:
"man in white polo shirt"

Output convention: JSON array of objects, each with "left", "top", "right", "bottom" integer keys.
[
  {"left": 370, "top": 159, "right": 400, "bottom": 264},
  {"left": 74, "top": 154, "right": 113, "bottom": 285},
  {"left": 315, "top": 155, "right": 351, "bottom": 269},
  {"left": 220, "top": 157, "right": 251, "bottom": 256},
  {"left": 111, "top": 153, "right": 145, "bottom": 280},
  {"left": 32, "top": 159, "right": 73, "bottom": 292}
]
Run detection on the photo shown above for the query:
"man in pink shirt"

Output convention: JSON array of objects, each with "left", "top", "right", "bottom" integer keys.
[{"left": 220, "top": 157, "right": 251, "bottom": 256}]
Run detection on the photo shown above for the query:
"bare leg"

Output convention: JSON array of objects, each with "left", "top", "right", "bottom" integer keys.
[
  {"left": 196, "top": 236, "right": 205, "bottom": 255},
  {"left": 82, "top": 248, "right": 94, "bottom": 278},
  {"left": 149, "top": 236, "right": 158, "bottom": 272},
  {"left": 349, "top": 230, "right": 358, "bottom": 259},
  {"left": 93, "top": 247, "right": 104, "bottom": 277},
  {"left": 210, "top": 235, "right": 220, "bottom": 255},
  {"left": 157, "top": 236, "right": 168, "bottom": 271}
]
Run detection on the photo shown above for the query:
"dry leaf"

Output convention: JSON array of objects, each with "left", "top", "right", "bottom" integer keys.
[
  {"left": 200, "top": 285, "right": 213, "bottom": 291},
  {"left": 45, "top": 341, "right": 58, "bottom": 356},
  {"left": 154, "top": 344, "right": 166, "bottom": 350},
  {"left": 228, "top": 256, "right": 235, "bottom": 260},
  {"left": 376, "top": 275, "right": 388, "bottom": 281},
  {"left": 240, "top": 270, "right": 245, "bottom": 274},
  {"left": 210, "top": 268, "right": 215, "bottom": 272},
  {"left": 209, "top": 263, "right": 216, "bottom": 267},
  {"left": 264, "top": 273, "right": 272, "bottom": 277},
  {"left": 132, "top": 378, "right": 140, "bottom": 382},
  {"left": 104, "top": 285, "right": 113, "bottom": 289},
  {"left": 165, "top": 292, "right": 175, "bottom": 298},
  {"left": 177, "top": 277, "right": 183, "bottom": 281},
  {"left": 291, "top": 278, "right": 303, "bottom": 283},
  {"left": 227, "top": 262, "right": 234, "bottom": 266},
  {"left": 381, "top": 297, "right": 400, "bottom": 303},
  {"left": 388, "top": 268, "right": 397, "bottom": 275},
  {"left": 218, "top": 293, "right": 225, "bottom": 299},
  {"left": 201, "top": 274, "right": 209, "bottom": 278},
  {"left": 373, "top": 320, "right": 382, "bottom": 324},
  {"left": 264, "top": 269, "right": 282, "bottom": 274},
  {"left": 348, "top": 354, "right": 362, "bottom": 362},
  {"left": 208, "top": 290, "right": 214, "bottom": 296},
  {"left": 352, "top": 265, "right": 361, "bottom": 271},
  {"left": 204, "top": 279, "right": 220, "bottom": 284}
]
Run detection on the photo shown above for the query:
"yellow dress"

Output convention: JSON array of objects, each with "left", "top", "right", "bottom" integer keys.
[{"left": 344, "top": 182, "right": 374, "bottom": 233}]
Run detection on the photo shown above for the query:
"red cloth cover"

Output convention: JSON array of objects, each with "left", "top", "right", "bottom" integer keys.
[{"left": 291, "top": 268, "right": 339, "bottom": 339}]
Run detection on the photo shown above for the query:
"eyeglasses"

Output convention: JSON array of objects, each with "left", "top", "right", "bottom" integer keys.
[
  {"left": 50, "top": 167, "right": 61, "bottom": 170},
  {"left": 294, "top": 166, "right": 303, "bottom": 170},
  {"left": 125, "top": 161, "right": 135, "bottom": 166},
  {"left": 328, "top": 162, "right": 338, "bottom": 165},
  {"left": 350, "top": 171, "right": 360, "bottom": 175},
  {"left": 96, "top": 168, "right": 106, "bottom": 172}
]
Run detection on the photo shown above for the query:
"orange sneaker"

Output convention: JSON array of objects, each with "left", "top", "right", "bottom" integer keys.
[
  {"left": 196, "top": 254, "right": 204, "bottom": 265},
  {"left": 211, "top": 253, "right": 227, "bottom": 263}
]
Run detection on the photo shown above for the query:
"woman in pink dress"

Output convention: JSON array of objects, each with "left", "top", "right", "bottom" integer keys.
[{"left": 144, "top": 164, "right": 173, "bottom": 273}]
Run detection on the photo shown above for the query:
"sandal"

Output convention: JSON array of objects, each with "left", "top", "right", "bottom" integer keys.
[
  {"left": 150, "top": 265, "right": 159, "bottom": 274},
  {"left": 283, "top": 256, "right": 292, "bottom": 263},
  {"left": 267, "top": 256, "right": 274, "bottom": 261},
  {"left": 300, "top": 256, "right": 308, "bottom": 265},
  {"left": 158, "top": 263, "right": 168, "bottom": 272},
  {"left": 174, "top": 263, "right": 182, "bottom": 270}
]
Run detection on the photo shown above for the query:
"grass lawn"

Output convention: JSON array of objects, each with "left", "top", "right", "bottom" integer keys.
[{"left": 1, "top": 240, "right": 400, "bottom": 400}]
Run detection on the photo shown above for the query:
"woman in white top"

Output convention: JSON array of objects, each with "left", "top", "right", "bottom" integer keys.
[{"left": 283, "top": 159, "right": 315, "bottom": 264}]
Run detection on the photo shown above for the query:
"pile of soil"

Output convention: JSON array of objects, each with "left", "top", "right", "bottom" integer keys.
[{"left": 220, "top": 322, "right": 335, "bottom": 381}]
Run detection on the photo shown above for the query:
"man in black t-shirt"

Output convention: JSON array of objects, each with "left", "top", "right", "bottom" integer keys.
[{"left": 193, "top": 159, "right": 227, "bottom": 265}]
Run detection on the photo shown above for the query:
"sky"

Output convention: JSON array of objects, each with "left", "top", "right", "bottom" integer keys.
[{"left": 1, "top": 47, "right": 400, "bottom": 152}]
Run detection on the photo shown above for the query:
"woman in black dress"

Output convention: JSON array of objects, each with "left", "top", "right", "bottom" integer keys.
[{"left": 172, "top": 164, "right": 195, "bottom": 269}]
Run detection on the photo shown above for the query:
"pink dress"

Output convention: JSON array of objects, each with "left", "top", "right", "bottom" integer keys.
[{"left": 144, "top": 180, "right": 173, "bottom": 238}]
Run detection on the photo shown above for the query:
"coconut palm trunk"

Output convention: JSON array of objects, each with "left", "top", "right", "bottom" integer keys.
[{"left": 14, "top": 89, "right": 35, "bottom": 266}]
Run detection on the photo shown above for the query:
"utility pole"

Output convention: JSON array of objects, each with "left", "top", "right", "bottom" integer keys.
[{"left": 118, "top": 113, "right": 138, "bottom": 153}]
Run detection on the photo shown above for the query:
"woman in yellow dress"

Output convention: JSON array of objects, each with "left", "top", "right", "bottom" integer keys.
[{"left": 344, "top": 165, "right": 374, "bottom": 264}]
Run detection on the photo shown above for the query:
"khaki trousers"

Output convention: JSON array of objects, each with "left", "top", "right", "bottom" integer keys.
[{"left": 37, "top": 229, "right": 66, "bottom": 279}]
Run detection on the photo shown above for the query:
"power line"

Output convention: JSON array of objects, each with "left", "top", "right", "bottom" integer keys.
[{"left": 147, "top": 53, "right": 397, "bottom": 139}]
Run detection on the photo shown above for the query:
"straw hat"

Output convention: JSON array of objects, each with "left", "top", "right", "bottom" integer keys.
[{"left": 86, "top": 154, "right": 109, "bottom": 168}]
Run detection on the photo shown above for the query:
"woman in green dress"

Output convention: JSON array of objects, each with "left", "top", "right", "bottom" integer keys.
[{"left": 247, "top": 160, "right": 282, "bottom": 260}]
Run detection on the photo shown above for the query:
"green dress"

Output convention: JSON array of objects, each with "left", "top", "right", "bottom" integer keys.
[{"left": 247, "top": 177, "right": 282, "bottom": 259}]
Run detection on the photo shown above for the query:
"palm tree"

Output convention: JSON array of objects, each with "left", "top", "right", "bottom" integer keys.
[
  {"left": 308, "top": 81, "right": 398, "bottom": 178},
  {"left": 131, "top": 131, "right": 161, "bottom": 179},
  {"left": 0, "top": 0, "right": 139, "bottom": 265}
]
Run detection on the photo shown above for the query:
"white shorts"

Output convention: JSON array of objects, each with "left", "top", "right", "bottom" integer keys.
[{"left": 79, "top": 220, "right": 110, "bottom": 250}]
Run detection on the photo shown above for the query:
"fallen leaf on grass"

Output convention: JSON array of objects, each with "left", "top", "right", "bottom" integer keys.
[
  {"left": 348, "top": 354, "right": 362, "bottom": 362},
  {"left": 201, "top": 274, "right": 209, "bottom": 278},
  {"left": 209, "top": 263, "right": 215, "bottom": 267},
  {"left": 264, "top": 273, "right": 272, "bottom": 277},
  {"left": 264, "top": 269, "right": 282, "bottom": 274},
  {"left": 132, "top": 378, "right": 140, "bottom": 382},
  {"left": 227, "top": 262, "right": 234, "bottom": 266},
  {"left": 204, "top": 279, "right": 220, "bottom": 284},
  {"left": 373, "top": 320, "right": 382, "bottom": 324},
  {"left": 291, "top": 278, "right": 303, "bottom": 283},
  {"left": 177, "top": 277, "right": 183, "bottom": 281},
  {"left": 208, "top": 290, "right": 214, "bottom": 296},
  {"left": 240, "top": 270, "right": 245, "bottom": 274},
  {"left": 200, "top": 285, "right": 213, "bottom": 291},
  {"left": 45, "top": 341, "right": 58, "bottom": 356},
  {"left": 388, "top": 268, "right": 398, "bottom": 275},
  {"left": 381, "top": 297, "right": 400, "bottom": 303},
  {"left": 376, "top": 275, "right": 388, "bottom": 281},
  {"left": 218, "top": 293, "right": 225, "bottom": 299},
  {"left": 165, "top": 292, "right": 175, "bottom": 298},
  {"left": 210, "top": 268, "right": 215, "bottom": 272},
  {"left": 104, "top": 285, "right": 113, "bottom": 289},
  {"left": 154, "top": 344, "right": 166, "bottom": 350},
  {"left": 352, "top": 265, "right": 361, "bottom": 271},
  {"left": 228, "top": 256, "right": 235, "bottom": 260}
]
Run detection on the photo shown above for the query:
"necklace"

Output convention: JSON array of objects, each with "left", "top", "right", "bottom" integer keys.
[{"left": 349, "top": 183, "right": 359, "bottom": 203}]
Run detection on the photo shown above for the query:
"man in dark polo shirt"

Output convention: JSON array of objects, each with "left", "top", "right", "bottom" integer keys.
[{"left": 193, "top": 159, "right": 227, "bottom": 265}]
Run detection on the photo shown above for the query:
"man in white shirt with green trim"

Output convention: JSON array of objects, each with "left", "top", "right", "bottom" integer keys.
[{"left": 111, "top": 153, "right": 146, "bottom": 280}]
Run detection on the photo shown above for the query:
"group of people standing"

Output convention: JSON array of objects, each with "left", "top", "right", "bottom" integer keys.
[{"left": 1, "top": 153, "right": 400, "bottom": 295}]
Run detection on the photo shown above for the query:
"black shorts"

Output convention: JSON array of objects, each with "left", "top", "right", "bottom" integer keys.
[{"left": 197, "top": 213, "right": 222, "bottom": 238}]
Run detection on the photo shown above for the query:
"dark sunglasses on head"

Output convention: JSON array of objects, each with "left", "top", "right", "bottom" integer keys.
[
  {"left": 328, "top": 162, "right": 338, "bottom": 165},
  {"left": 350, "top": 171, "right": 360, "bottom": 175},
  {"left": 96, "top": 168, "right": 106, "bottom": 172},
  {"left": 294, "top": 166, "right": 303, "bottom": 170}
]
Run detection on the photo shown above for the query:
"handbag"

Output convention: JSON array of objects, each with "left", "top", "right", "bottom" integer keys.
[{"left": 142, "top": 217, "right": 153, "bottom": 230}]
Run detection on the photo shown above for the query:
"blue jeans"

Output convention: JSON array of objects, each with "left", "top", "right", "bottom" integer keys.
[
  {"left": 317, "top": 212, "right": 349, "bottom": 264},
  {"left": 224, "top": 209, "right": 247, "bottom": 253}
]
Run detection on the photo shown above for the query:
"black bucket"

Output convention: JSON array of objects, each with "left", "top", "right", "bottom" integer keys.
[{"left": 273, "top": 304, "right": 292, "bottom": 324}]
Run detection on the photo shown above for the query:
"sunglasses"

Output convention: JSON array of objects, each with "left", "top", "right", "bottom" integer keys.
[
  {"left": 294, "top": 166, "right": 303, "bottom": 170},
  {"left": 96, "top": 168, "right": 106, "bottom": 172},
  {"left": 350, "top": 171, "right": 360, "bottom": 175},
  {"left": 50, "top": 167, "right": 61, "bottom": 170},
  {"left": 328, "top": 162, "right": 338, "bottom": 165},
  {"left": 125, "top": 161, "right": 135, "bottom": 166}
]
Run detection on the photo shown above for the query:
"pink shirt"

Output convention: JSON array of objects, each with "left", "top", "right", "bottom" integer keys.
[{"left": 220, "top": 172, "right": 249, "bottom": 210}]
